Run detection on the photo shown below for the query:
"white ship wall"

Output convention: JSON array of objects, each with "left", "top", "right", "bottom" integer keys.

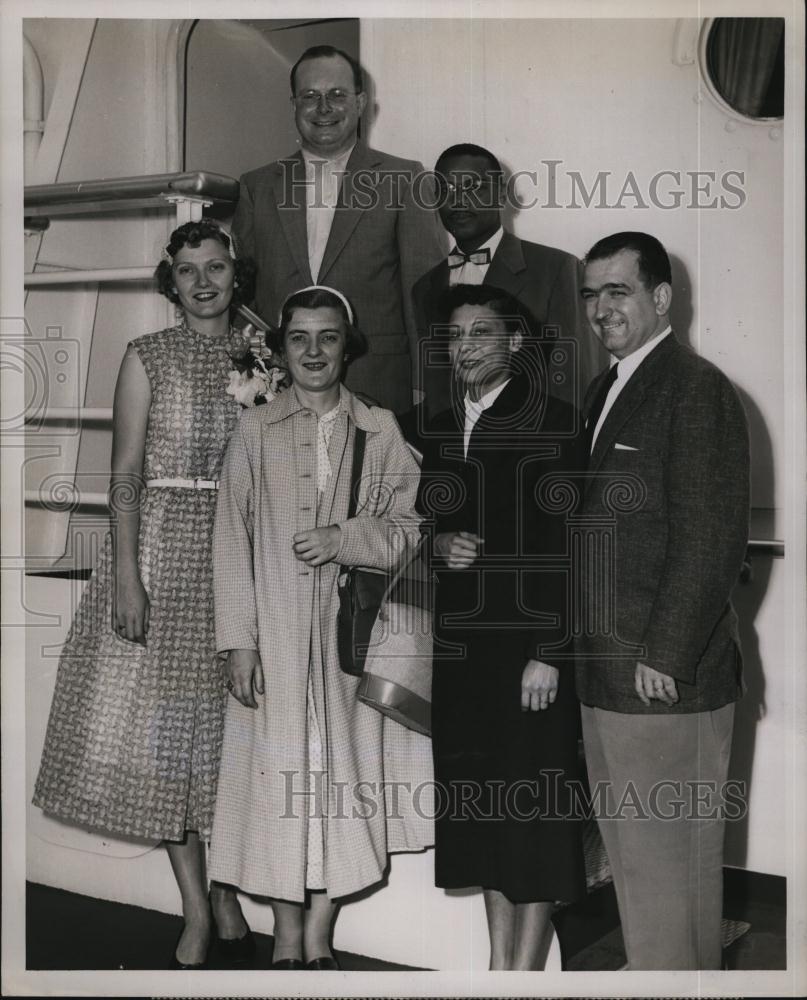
[{"left": 17, "top": 12, "right": 800, "bottom": 971}]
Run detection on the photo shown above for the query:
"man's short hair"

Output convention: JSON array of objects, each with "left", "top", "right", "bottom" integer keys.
[
  {"left": 585, "top": 232, "right": 672, "bottom": 290},
  {"left": 435, "top": 143, "right": 503, "bottom": 179},
  {"left": 289, "top": 45, "right": 364, "bottom": 95}
]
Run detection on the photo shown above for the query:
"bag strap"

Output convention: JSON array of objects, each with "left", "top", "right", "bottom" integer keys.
[{"left": 347, "top": 427, "right": 367, "bottom": 520}]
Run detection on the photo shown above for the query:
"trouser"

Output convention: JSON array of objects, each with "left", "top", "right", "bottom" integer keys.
[{"left": 581, "top": 702, "right": 735, "bottom": 970}]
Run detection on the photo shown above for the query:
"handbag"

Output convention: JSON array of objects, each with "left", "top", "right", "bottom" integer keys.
[
  {"left": 336, "top": 428, "right": 387, "bottom": 676},
  {"left": 357, "top": 539, "right": 433, "bottom": 736},
  {"left": 335, "top": 424, "right": 434, "bottom": 736}
]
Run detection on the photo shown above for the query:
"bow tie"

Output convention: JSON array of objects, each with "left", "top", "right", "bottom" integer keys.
[{"left": 447, "top": 247, "right": 491, "bottom": 269}]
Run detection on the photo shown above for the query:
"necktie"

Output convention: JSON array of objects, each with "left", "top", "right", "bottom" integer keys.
[
  {"left": 447, "top": 247, "right": 492, "bottom": 269},
  {"left": 585, "top": 363, "right": 619, "bottom": 456}
]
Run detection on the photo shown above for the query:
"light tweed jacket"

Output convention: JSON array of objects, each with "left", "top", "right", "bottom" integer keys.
[
  {"left": 208, "top": 386, "right": 433, "bottom": 902},
  {"left": 232, "top": 144, "right": 445, "bottom": 413}
]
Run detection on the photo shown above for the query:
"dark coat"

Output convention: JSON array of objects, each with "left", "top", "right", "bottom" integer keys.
[
  {"left": 411, "top": 231, "right": 608, "bottom": 419},
  {"left": 418, "top": 376, "right": 587, "bottom": 902},
  {"left": 574, "top": 334, "right": 750, "bottom": 714},
  {"left": 232, "top": 144, "right": 444, "bottom": 414}
]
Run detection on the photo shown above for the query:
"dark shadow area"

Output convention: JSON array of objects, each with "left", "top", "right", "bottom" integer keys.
[
  {"left": 669, "top": 252, "right": 694, "bottom": 347},
  {"left": 27, "top": 871, "right": 785, "bottom": 971},
  {"left": 25, "top": 881, "right": 421, "bottom": 972},
  {"left": 724, "top": 387, "right": 777, "bottom": 870}
]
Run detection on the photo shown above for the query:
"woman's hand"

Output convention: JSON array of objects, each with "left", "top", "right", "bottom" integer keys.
[
  {"left": 292, "top": 525, "right": 342, "bottom": 566},
  {"left": 225, "top": 648, "right": 264, "bottom": 709},
  {"left": 433, "top": 531, "right": 483, "bottom": 569},
  {"left": 521, "top": 659, "right": 559, "bottom": 712},
  {"left": 113, "top": 571, "right": 150, "bottom": 645}
]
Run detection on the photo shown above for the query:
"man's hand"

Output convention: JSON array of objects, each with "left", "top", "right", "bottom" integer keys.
[
  {"left": 293, "top": 525, "right": 342, "bottom": 566},
  {"left": 521, "top": 659, "right": 559, "bottom": 711},
  {"left": 433, "top": 531, "right": 483, "bottom": 569},
  {"left": 226, "top": 648, "right": 264, "bottom": 709},
  {"left": 635, "top": 662, "right": 679, "bottom": 707}
]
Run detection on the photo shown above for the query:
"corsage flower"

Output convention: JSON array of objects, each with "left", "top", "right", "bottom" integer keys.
[{"left": 226, "top": 349, "right": 287, "bottom": 407}]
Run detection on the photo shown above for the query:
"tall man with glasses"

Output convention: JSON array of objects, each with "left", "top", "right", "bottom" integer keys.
[
  {"left": 412, "top": 143, "right": 605, "bottom": 422},
  {"left": 231, "top": 45, "right": 444, "bottom": 414}
]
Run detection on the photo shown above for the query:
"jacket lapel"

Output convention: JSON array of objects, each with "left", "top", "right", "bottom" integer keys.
[
  {"left": 431, "top": 259, "right": 450, "bottom": 294},
  {"left": 485, "top": 232, "right": 528, "bottom": 298},
  {"left": 485, "top": 232, "right": 528, "bottom": 296},
  {"left": 587, "top": 334, "right": 680, "bottom": 476},
  {"left": 470, "top": 377, "right": 533, "bottom": 453},
  {"left": 318, "top": 144, "right": 379, "bottom": 281},
  {"left": 272, "top": 153, "right": 313, "bottom": 284}
]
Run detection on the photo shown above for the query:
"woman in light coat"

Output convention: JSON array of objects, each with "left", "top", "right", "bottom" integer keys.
[{"left": 209, "top": 286, "right": 433, "bottom": 969}]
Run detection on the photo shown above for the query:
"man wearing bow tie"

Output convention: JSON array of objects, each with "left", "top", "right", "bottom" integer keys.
[
  {"left": 232, "top": 45, "right": 444, "bottom": 414},
  {"left": 576, "top": 231, "right": 750, "bottom": 969},
  {"left": 411, "top": 143, "right": 605, "bottom": 421}
]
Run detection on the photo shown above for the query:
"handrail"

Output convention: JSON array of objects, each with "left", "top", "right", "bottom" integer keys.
[
  {"left": 25, "top": 170, "right": 239, "bottom": 216},
  {"left": 25, "top": 267, "right": 154, "bottom": 286},
  {"left": 20, "top": 486, "right": 789, "bottom": 559},
  {"left": 746, "top": 539, "right": 785, "bottom": 557},
  {"left": 25, "top": 490, "right": 109, "bottom": 508},
  {"left": 25, "top": 408, "right": 113, "bottom": 423}
]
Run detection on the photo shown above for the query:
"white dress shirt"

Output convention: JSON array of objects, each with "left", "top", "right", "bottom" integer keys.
[
  {"left": 590, "top": 326, "right": 672, "bottom": 449},
  {"left": 463, "top": 378, "right": 511, "bottom": 458},
  {"left": 448, "top": 227, "right": 505, "bottom": 286},
  {"left": 302, "top": 144, "right": 354, "bottom": 283}
]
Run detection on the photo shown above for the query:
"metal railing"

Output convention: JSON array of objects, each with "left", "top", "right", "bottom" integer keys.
[{"left": 24, "top": 170, "right": 239, "bottom": 218}]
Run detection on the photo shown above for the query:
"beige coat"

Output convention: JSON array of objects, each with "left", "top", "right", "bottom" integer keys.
[{"left": 208, "top": 386, "right": 433, "bottom": 901}]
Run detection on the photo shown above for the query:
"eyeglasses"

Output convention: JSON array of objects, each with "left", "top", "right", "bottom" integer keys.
[
  {"left": 292, "top": 89, "right": 360, "bottom": 109},
  {"left": 438, "top": 176, "right": 500, "bottom": 195}
]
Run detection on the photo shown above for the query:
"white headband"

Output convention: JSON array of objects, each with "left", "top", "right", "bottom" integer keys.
[
  {"left": 161, "top": 224, "right": 237, "bottom": 263},
  {"left": 279, "top": 285, "right": 354, "bottom": 325}
]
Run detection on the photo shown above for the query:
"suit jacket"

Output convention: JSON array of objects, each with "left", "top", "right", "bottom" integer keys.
[
  {"left": 418, "top": 375, "right": 585, "bottom": 669},
  {"left": 574, "top": 334, "right": 750, "bottom": 714},
  {"left": 231, "top": 144, "right": 444, "bottom": 414},
  {"left": 411, "top": 231, "right": 608, "bottom": 419}
]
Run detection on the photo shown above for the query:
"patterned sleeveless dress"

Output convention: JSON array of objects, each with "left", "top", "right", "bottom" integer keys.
[{"left": 33, "top": 323, "right": 243, "bottom": 841}]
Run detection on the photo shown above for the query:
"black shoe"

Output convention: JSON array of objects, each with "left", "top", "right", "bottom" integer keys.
[
  {"left": 306, "top": 955, "right": 340, "bottom": 970},
  {"left": 271, "top": 957, "right": 305, "bottom": 970},
  {"left": 209, "top": 888, "right": 256, "bottom": 965},
  {"left": 216, "top": 926, "right": 256, "bottom": 965}
]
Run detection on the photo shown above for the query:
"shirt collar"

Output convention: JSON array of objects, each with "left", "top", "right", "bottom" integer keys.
[
  {"left": 301, "top": 143, "right": 355, "bottom": 169},
  {"left": 259, "top": 383, "right": 379, "bottom": 432},
  {"left": 464, "top": 376, "right": 511, "bottom": 415},
  {"left": 611, "top": 325, "right": 672, "bottom": 379},
  {"left": 451, "top": 226, "right": 504, "bottom": 261}
]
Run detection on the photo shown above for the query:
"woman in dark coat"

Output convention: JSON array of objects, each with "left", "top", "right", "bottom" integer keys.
[{"left": 418, "top": 283, "right": 586, "bottom": 970}]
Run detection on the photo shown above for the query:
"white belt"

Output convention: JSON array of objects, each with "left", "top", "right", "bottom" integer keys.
[{"left": 145, "top": 478, "right": 219, "bottom": 490}]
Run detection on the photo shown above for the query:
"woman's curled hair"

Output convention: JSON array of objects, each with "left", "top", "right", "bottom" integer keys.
[{"left": 154, "top": 220, "right": 256, "bottom": 317}]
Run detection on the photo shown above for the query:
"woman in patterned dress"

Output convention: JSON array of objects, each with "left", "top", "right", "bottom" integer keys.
[
  {"left": 209, "top": 286, "right": 433, "bottom": 970},
  {"left": 33, "top": 221, "right": 257, "bottom": 968}
]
